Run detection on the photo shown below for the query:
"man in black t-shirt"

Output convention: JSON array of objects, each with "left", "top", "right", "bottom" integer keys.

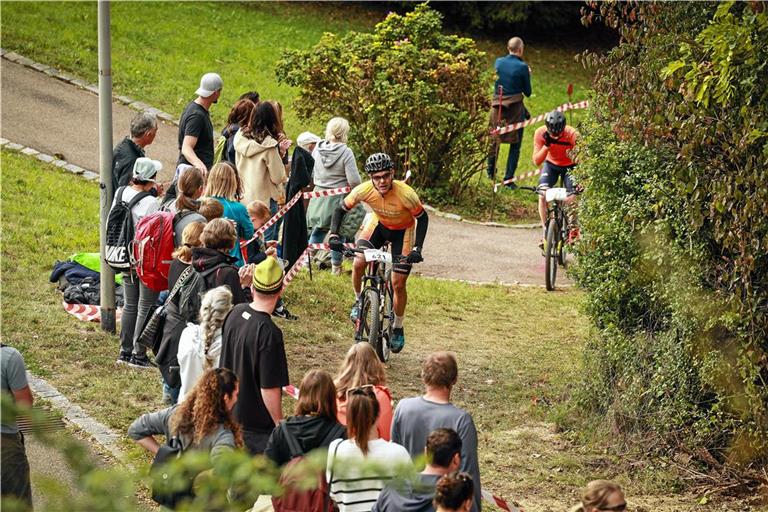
[
  {"left": 177, "top": 72, "right": 222, "bottom": 172},
  {"left": 220, "top": 257, "right": 289, "bottom": 455}
]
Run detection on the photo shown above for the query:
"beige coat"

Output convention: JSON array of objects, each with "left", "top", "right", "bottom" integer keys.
[{"left": 234, "top": 130, "right": 288, "bottom": 205}]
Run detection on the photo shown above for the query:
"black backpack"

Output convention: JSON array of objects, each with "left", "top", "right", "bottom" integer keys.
[
  {"left": 178, "top": 263, "right": 228, "bottom": 323},
  {"left": 105, "top": 187, "right": 150, "bottom": 271}
]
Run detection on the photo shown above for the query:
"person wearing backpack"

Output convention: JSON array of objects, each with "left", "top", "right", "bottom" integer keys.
[
  {"left": 111, "top": 158, "right": 162, "bottom": 368},
  {"left": 191, "top": 218, "right": 251, "bottom": 305},
  {"left": 128, "top": 368, "right": 242, "bottom": 507},
  {"left": 171, "top": 167, "right": 207, "bottom": 246},
  {"left": 177, "top": 286, "right": 233, "bottom": 403},
  {"left": 266, "top": 369, "right": 347, "bottom": 512},
  {"left": 156, "top": 221, "right": 206, "bottom": 405}
]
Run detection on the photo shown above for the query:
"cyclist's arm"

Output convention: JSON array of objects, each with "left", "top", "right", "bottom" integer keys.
[
  {"left": 533, "top": 132, "right": 548, "bottom": 167},
  {"left": 414, "top": 209, "right": 429, "bottom": 250},
  {"left": 330, "top": 202, "right": 349, "bottom": 235}
]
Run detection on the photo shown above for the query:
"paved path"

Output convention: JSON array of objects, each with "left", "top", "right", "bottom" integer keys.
[{"left": 1, "top": 55, "right": 571, "bottom": 286}]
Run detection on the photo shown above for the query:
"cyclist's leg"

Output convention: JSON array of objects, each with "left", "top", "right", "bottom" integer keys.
[
  {"left": 563, "top": 166, "right": 580, "bottom": 240},
  {"left": 388, "top": 225, "right": 412, "bottom": 353}
]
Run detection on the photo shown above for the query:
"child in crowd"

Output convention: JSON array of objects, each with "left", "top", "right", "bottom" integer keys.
[
  {"left": 245, "top": 199, "right": 297, "bottom": 321},
  {"left": 199, "top": 197, "right": 225, "bottom": 222}
]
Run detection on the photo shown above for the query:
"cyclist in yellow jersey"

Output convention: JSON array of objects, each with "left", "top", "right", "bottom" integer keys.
[{"left": 328, "top": 153, "right": 429, "bottom": 352}]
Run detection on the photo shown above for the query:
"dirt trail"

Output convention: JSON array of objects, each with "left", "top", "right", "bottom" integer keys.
[{"left": 1, "top": 56, "right": 570, "bottom": 287}]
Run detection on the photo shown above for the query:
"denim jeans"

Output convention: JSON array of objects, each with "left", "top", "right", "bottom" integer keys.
[
  {"left": 488, "top": 126, "right": 524, "bottom": 182},
  {"left": 162, "top": 382, "right": 180, "bottom": 405},
  {"left": 308, "top": 227, "right": 342, "bottom": 266},
  {"left": 264, "top": 199, "right": 281, "bottom": 243},
  {"left": 120, "top": 271, "right": 159, "bottom": 357}
]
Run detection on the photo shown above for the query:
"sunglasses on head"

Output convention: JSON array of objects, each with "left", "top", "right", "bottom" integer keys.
[
  {"left": 346, "top": 384, "right": 376, "bottom": 400},
  {"left": 597, "top": 503, "right": 627, "bottom": 512}
]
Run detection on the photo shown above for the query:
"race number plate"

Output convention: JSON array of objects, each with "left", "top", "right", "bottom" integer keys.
[{"left": 364, "top": 249, "right": 392, "bottom": 264}]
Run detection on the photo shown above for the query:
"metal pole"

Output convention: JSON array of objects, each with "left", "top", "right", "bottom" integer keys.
[{"left": 98, "top": 0, "right": 116, "bottom": 333}]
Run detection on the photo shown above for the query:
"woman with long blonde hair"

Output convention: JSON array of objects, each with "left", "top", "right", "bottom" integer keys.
[
  {"left": 334, "top": 343, "right": 393, "bottom": 441},
  {"left": 205, "top": 161, "right": 254, "bottom": 267},
  {"left": 129, "top": 368, "right": 243, "bottom": 462},
  {"left": 177, "top": 286, "right": 234, "bottom": 402}
]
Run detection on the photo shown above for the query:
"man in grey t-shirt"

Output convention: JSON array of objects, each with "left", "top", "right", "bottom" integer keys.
[
  {"left": 1, "top": 345, "right": 34, "bottom": 507},
  {"left": 391, "top": 352, "right": 482, "bottom": 511}
]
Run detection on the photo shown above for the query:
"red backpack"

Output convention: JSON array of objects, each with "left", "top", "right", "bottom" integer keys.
[
  {"left": 132, "top": 211, "right": 192, "bottom": 292},
  {"left": 272, "top": 421, "right": 345, "bottom": 512}
]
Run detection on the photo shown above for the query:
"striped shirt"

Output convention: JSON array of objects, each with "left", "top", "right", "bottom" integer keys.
[{"left": 327, "top": 438, "right": 413, "bottom": 512}]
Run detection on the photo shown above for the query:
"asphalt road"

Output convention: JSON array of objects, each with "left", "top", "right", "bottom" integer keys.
[{"left": 1, "top": 56, "right": 571, "bottom": 286}]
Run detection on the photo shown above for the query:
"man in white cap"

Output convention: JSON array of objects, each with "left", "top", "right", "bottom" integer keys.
[{"left": 177, "top": 72, "right": 223, "bottom": 173}]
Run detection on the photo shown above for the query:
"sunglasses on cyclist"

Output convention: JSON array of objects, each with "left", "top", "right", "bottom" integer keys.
[
  {"left": 346, "top": 384, "right": 376, "bottom": 400},
  {"left": 370, "top": 171, "right": 394, "bottom": 182}
]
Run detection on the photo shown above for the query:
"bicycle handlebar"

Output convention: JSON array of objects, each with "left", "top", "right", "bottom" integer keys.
[{"left": 343, "top": 247, "right": 408, "bottom": 263}]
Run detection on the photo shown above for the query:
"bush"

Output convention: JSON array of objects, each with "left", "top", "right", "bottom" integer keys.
[
  {"left": 571, "top": 0, "right": 768, "bottom": 470},
  {"left": 276, "top": 4, "right": 490, "bottom": 196}
]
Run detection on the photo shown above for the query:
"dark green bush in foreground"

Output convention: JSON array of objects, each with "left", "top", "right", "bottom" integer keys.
[
  {"left": 276, "top": 4, "right": 490, "bottom": 197},
  {"left": 571, "top": 1, "right": 767, "bottom": 469}
]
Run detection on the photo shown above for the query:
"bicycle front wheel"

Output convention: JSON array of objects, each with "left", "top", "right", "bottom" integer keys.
[
  {"left": 363, "top": 288, "right": 384, "bottom": 361},
  {"left": 545, "top": 219, "right": 558, "bottom": 291}
]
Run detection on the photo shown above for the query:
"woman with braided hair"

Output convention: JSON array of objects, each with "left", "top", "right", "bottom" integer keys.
[
  {"left": 177, "top": 286, "right": 234, "bottom": 402},
  {"left": 128, "top": 367, "right": 243, "bottom": 462}
]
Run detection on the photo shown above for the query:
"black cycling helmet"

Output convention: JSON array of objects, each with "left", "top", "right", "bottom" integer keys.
[
  {"left": 544, "top": 110, "right": 566, "bottom": 136},
  {"left": 364, "top": 152, "right": 394, "bottom": 174}
]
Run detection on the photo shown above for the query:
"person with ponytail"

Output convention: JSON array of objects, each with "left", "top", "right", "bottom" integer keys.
[
  {"left": 432, "top": 472, "right": 474, "bottom": 512},
  {"left": 172, "top": 167, "right": 207, "bottom": 247},
  {"left": 326, "top": 386, "right": 411, "bottom": 512},
  {"left": 177, "top": 286, "right": 234, "bottom": 403},
  {"left": 128, "top": 368, "right": 243, "bottom": 463},
  {"left": 569, "top": 480, "right": 626, "bottom": 512},
  {"left": 157, "top": 221, "right": 206, "bottom": 405}
]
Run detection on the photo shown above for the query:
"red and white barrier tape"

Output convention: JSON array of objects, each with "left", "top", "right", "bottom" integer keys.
[
  {"left": 279, "top": 384, "right": 519, "bottom": 511},
  {"left": 302, "top": 186, "right": 351, "bottom": 199},
  {"left": 493, "top": 168, "right": 543, "bottom": 192},
  {"left": 62, "top": 302, "right": 122, "bottom": 323},
  {"left": 240, "top": 187, "right": 352, "bottom": 250},
  {"left": 492, "top": 100, "right": 589, "bottom": 136}
]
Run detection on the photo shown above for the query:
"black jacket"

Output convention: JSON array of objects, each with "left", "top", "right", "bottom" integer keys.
[
  {"left": 191, "top": 247, "right": 248, "bottom": 305},
  {"left": 264, "top": 415, "right": 346, "bottom": 467},
  {"left": 111, "top": 137, "right": 144, "bottom": 191},
  {"left": 281, "top": 146, "right": 314, "bottom": 269}
]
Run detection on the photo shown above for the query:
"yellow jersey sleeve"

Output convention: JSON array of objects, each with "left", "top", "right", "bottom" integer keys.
[
  {"left": 395, "top": 182, "right": 424, "bottom": 217},
  {"left": 343, "top": 181, "right": 374, "bottom": 210}
]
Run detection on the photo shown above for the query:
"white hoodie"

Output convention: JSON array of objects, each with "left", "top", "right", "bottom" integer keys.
[
  {"left": 177, "top": 323, "right": 222, "bottom": 402},
  {"left": 234, "top": 130, "right": 288, "bottom": 205}
]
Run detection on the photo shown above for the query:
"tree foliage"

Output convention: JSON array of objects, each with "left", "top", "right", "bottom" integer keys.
[
  {"left": 276, "top": 4, "right": 490, "bottom": 196},
  {"left": 572, "top": 0, "right": 767, "bottom": 470}
]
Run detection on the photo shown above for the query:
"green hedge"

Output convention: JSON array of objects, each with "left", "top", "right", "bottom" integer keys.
[{"left": 571, "top": 1, "right": 767, "bottom": 469}]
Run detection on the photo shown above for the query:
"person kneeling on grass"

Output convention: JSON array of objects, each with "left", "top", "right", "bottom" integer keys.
[{"left": 129, "top": 367, "right": 242, "bottom": 463}]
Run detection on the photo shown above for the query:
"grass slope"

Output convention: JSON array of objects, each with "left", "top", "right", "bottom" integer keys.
[
  {"left": 4, "top": 149, "right": 737, "bottom": 510},
  {"left": 1, "top": 2, "right": 592, "bottom": 222}
]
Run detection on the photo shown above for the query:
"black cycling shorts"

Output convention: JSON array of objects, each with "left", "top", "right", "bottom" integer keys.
[
  {"left": 538, "top": 161, "right": 576, "bottom": 192},
  {"left": 356, "top": 223, "right": 413, "bottom": 275}
]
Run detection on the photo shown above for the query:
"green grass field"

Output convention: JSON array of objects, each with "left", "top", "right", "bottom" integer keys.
[
  {"left": 1, "top": 1, "right": 592, "bottom": 222},
  {"left": 3, "top": 149, "right": 734, "bottom": 510}
]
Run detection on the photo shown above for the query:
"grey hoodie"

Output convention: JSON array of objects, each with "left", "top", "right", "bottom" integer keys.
[{"left": 311, "top": 140, "right": 361, "bottom": 189}]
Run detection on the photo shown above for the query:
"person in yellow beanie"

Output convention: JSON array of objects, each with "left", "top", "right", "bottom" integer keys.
[{"left": 219, "top": 256, "right": 290, "bottom": 454}]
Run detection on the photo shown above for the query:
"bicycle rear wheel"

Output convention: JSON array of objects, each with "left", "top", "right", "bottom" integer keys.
[
  {"left": 545, "top": 219, "right": 558, "bottom": 291},
  {"left": 379, "top": 285, "right": 393, "bottom": 362}
]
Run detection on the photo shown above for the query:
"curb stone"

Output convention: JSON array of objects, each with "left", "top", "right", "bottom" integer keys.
[
  {"left": 26, "top": 372, "right": 125, "bottom": 462},
  {"left": 3, "top": 138, "right": 99, "bottom": 183},
  {"left": 1, "top": 48, "right": 179, "bottom": 126}
]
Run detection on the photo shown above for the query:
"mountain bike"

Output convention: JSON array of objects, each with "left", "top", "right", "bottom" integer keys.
[
  {"left": 520, "top": 186, "right": 573, "bottom": 291},
  {"left": 345, "top": 245, "right": 402, "bottom": 362}
]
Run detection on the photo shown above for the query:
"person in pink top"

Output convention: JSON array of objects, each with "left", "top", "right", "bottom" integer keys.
[{"left": 334, "top": 343, "right": 393, "bottom": 441}]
